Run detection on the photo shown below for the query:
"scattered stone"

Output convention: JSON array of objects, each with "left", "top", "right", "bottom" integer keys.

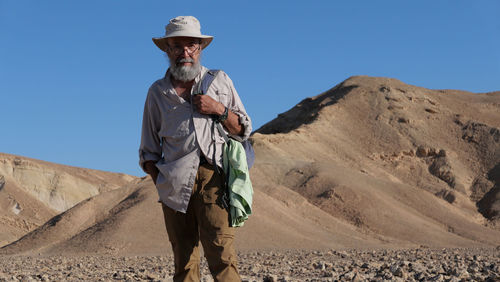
[
  {"left": 342, "top": 270, "right": 357, "bottom": 280},
  {"left": 436, "top": 189, "right": 457, "bottom": 204},
  {"left": 312, "top": 261, "right": 325, "bottom": 270},
  {"left": 0, "top": 175, "right": 5, "bottom": 191},
  {"left": 263, "top": 274, "right": 278, "bottom": 282},
  {"left": 322, "top": 271, "right": 334, "bottom": 277},
  {"left": 380, "top": 86, "right": 391, "bottom": 93},
  {"left": 416, "top": 146, "right": 428, "bottom": 157},
  {"left": 429, "top": 156, "right": 457, "bottom": 188},
  {"left": 398, "top": 117, "right": 410, "bottom": 123},
  {"left": 390, "top": 264, "right": 404, "bottom": 277},
  {"left": 13, "top": 158, "right": 22, "bottom": 166},
  {"left": 0, "top": 249, "right": 498, "bottom": 281},
  {"left": 429, "top": 273, "right": 444, "bottom": 281}
]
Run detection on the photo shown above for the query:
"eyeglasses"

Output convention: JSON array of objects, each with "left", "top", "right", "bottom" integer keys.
[{"left": 167, "top": 42, "right": 201, "bottom": 55}]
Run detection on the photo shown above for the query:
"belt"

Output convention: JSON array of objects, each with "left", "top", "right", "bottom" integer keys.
[{"left": 199, "top": 155, "right": 208, "bottom": 165}]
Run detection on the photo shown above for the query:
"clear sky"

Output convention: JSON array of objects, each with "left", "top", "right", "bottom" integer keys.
[{"left": 1, "top": 1, "right": 499, "bottom": 176}]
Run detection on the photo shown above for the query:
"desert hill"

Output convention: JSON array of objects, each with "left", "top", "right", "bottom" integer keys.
[
  {"left": 253, "top": 75, "right": 500, "bottom": 243},
  {"left": 1, "top": 76, "right": 499, "bottom": 255},
  {"left": 0, "top": 175, "right": 388, "bottom": 255},
  {"left": 0, "top": 153, "right": 135, "bottom": 247}
]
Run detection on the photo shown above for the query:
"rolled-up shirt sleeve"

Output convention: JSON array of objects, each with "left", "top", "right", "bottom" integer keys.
[
  {"left": 224, "top": 72, "right": 252, "bottom": 142},
  {"left": 139, "top": 87, "right": 162, "bottom": 172}
]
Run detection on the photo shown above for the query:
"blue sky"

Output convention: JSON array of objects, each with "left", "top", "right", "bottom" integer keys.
[{"left": 1, "top": 1, "right": 499, "bottom": 176}]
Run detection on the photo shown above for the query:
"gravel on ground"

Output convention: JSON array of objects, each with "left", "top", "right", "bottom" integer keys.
[{"left": 0, "top": 248, "right": 499, "bottom": 281}]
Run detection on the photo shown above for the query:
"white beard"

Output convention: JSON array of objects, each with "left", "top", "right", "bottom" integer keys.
[{"left": 168, "top": 56, "right": 202, "bottom": 82}]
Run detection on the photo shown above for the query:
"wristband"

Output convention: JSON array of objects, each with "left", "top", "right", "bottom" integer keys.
[{"left": 218, "top": 106, "right": 228, "bottom": 122}]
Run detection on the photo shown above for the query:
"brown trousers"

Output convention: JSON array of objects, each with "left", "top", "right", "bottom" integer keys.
[{"left": 161, "top": 163, "right": 240, "bottom": 282}]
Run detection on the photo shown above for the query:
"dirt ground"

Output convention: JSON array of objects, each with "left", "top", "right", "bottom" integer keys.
[{"left": 1, "top": 248, "right": 499, "bottom": 281}]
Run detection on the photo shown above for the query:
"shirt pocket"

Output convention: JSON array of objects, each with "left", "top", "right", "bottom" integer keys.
[
  {"left": 215, "top": 90, "right": 230, "bottom": 106},
  {"left": 158, "top": 106, "right": 192, "bottom": 139}
]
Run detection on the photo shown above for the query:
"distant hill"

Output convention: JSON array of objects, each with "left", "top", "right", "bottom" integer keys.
[
  {"left": 1, "top": 76, "right": 499, "bottom": 255},
  {"left": 0, "top": 153, "right": 135, "bottom": 247}
]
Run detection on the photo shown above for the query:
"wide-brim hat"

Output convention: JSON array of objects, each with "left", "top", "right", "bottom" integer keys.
[{"left": 153, "top": 16, "right": 213, "bottom": 52}]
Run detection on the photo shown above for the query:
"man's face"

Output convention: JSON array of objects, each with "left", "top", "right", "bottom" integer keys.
[
  {"left": 166, "top": 37, "right": 202, "bottom": 82},
  {"left": 166, "top": 37, "right": 201, "bottom": 67}
]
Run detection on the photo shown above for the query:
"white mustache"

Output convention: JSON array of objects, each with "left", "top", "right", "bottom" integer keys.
[{"left": 177, "top": 58, "right": 194, "bottom": 63}]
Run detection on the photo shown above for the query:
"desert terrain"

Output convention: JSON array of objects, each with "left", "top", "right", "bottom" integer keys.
[
  {"left": 1, "top": 76, "right": 499, "bottom": 280},
  {"left": 1, "top": 248, "right": 499, "bottom": 281}
]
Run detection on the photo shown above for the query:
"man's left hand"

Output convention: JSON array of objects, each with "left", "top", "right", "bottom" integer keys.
[{"left": 192, "top": 94, "right": 224, "bottom": 116}]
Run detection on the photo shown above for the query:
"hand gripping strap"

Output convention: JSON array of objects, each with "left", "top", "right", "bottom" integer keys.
[{"left": 195, "top": 69, "right": 255, "bottom": 169}]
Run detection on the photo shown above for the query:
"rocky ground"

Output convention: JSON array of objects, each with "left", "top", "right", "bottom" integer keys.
[{"left": 0, "top": 248, "right": 499, "bottom": 281}]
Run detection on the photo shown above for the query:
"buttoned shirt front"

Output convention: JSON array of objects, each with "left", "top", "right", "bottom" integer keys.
[{"left": 139, "top": 66, "right": 252, "bottom": 213}]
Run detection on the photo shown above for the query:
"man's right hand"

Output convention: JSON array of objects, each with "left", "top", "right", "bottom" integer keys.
[{"left": 144, "top": 161, "right": 160, "bottom": 185}]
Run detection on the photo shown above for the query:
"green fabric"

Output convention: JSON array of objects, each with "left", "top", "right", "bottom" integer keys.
[{"left": 223, "top": 139, "right": 253, "bottom": 227}]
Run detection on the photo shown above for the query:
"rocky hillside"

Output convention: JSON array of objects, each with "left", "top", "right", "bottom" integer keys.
[
  {"left": 252, "top": 75, "right": 500, "bottom": 243},
  {"left": 0, "top": 153, "right": 135, "bottom": 247}
]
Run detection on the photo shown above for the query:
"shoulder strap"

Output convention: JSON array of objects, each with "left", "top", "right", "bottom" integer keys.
[
  {"left": 195, "top": 69, "right": 221, "bottom": 95},
  {"left": 195, "top": 70, "right": 229, "bottom": 145},
  {"left": 195, "top": 69, "right": 228, "bottom": 175},
  {"left": 216, "top": 122, "right": 229, "bottom": 142}
]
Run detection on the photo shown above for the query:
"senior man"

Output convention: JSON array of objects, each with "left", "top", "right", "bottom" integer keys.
[{"left": 139, "top": 16, "right": 251, "bottom": 281}]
